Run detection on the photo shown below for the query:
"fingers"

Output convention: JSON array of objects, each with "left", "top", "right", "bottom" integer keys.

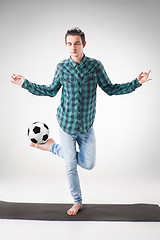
[
  {"left": 138, "top": 72, "right": 142, "bottom": 77},
  {"left": 11, "top": 74, "right": 15, "bottom": 79},
  {"left": 146, "top": 78, "right": 152, "bottom": 82},
  {"left": 147, "top": 69, "right": 151, "bottom": 77},
  {"left": 137, "top": 72, "right": 144, "bottom": 81},
  {"left": 11, "top": 73, "right": 22, "bottom": 79},
  {"left": 11, "top": 75, "right": 16, "bottom": 84},
  {"left": 145, "top": 70, "right": 151, "bottom": 80},
  {"left": 139, "top": 70, "right": 151, "bottom": 76},
  {"left": 144, "top": 70, "right": 151, "bottom": 76},
  {"left": 11, "top": 74, "right": 16, "bottom": 81},
  {"left": 11, "top": 80, "right": 17, "bottom": 84},
  {"left": 139, "top": 70, "right": 152, "bottom": 80},
  {"left": 11, "top": 73, "right": 16, "bottom": 79}
]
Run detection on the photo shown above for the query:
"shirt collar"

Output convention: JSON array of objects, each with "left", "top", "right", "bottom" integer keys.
[{"left": 69, "top": 54, "right": 87, "bottom": 68}]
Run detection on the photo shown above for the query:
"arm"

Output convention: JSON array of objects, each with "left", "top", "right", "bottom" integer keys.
[
  {"left": 11, "top": 65, "right": 62, "bottom": 97},
  {"left": 97, "top": 62, "right": 151, "bottom": 96}
]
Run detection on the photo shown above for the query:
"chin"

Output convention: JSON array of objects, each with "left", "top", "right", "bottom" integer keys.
[{"left": 72, "top": 53, "right": 78, "bottom": 56}]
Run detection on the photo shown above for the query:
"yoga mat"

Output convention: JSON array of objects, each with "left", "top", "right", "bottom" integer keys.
[{"left": 0, "top": 201, "right": 160, "bottom": 222}]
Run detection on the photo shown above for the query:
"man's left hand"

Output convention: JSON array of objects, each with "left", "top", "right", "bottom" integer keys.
[{"left": 137, "top": 70, "right": 152, "bottom": 84}]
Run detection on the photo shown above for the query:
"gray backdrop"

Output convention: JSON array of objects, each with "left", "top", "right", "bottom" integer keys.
[{"left": 0, "top": 0, "right": 159, "bottom": 205}]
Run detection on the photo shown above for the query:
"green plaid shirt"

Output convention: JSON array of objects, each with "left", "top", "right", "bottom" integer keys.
[{"left": 22, "top": 55, "right": 141, "bottom": 134}]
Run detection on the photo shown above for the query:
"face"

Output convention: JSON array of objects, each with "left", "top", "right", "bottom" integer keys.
[{"left": 65, "top": 35, "right": 86, "bottom": 59}]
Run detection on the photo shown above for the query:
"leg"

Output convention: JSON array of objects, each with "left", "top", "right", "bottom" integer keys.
[
  {"left": 77, "top": 126, "right": 96, "bottom": 170},
  {"left": 66, "top": 127, "right": 96, "bottom": 215},
  {"left": 49, "top": 143, "right": 64, "bottom": 158},
  {"left": 59, "top": 127, "right": 82, "bottom": 215},
  {"left": 30, "top": 126, "right": 96, "bottom": 170},
  {"left": 30, "top": 130, "right": 84, "bottom": 215}
]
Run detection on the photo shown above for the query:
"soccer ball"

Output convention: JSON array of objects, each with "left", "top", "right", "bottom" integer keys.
[{"left": 27, "top": 122, "right": 49, "bottom": 144}]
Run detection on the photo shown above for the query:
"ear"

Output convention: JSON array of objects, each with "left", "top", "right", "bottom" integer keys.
[{"left": 83, "top": 41, "right": 86, "bottom": 48}]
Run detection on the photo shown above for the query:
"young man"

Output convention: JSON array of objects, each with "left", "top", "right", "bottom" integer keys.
[{"left": 11, "top": 27, "right": 152, "bottom": 216}]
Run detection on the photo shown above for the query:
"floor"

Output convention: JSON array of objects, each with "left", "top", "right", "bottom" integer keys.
[
  {"left": 0, "top": 219, "right": 160, "bottom": 240},
  {"left": 0, "top": 175, "right": 160, "bottom": 240}
]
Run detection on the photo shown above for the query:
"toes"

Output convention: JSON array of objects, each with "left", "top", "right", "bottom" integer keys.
[
  {"left": 30, "top": 143, "right": 37, "bottom": 148},
  {"left": 67, "top": 209, "right": 77, "bottom": 216},
  {"left": 71, "top": 212, "right": 76, "bottom": 215},
  {"left": 67, "top": 210, "right": 71, "bottom": 215},
  {"left": 71, "top": 211, "right": 76, "bottom": 215}
]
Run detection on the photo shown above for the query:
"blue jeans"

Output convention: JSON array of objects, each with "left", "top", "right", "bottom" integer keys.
[{"left": 49, "top": 126, "right": 96, "bottom": 203}]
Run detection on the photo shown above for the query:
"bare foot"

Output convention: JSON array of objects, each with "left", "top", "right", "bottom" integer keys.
[
  {"left": 67, "top": 203, "right": 83, "bottom": 216},
  {"left": 30, "top": 138, "right": 55, "bottom": 151}
]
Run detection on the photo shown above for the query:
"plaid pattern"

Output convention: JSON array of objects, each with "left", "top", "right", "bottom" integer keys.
[{"left": 22, "top": 55, "right": 141, "bottom": 134}]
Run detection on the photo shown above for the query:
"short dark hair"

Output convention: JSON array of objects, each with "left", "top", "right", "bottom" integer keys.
[{"left": 65, "top": 27, "right": 85, "bottom": 44}]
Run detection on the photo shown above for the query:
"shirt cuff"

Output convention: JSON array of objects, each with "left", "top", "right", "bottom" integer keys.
[
  {"left": 21, "top": 79, "right": 29, "bottom": 89},
  {"left": 134, "top": 78, "right": 142, "bottom": 88}
]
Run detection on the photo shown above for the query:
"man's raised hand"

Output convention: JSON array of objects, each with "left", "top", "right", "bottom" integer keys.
[
  {"left": 11, "top": 74, "right": 25, "bottom": 86},
  {"left": 137, "top": 70, "right": 152, "bottom": 84}
]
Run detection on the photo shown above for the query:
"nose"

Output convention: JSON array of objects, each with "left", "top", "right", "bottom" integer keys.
[{"left": 71, "top": 44, "right": 76, "bottom": 49}]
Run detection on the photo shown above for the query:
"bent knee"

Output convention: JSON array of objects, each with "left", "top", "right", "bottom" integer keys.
[
  {"left": 86, "top": 164, "right": 95, "bottom": 170},
  {"left": 78, "top": 153, "right": 96, "bottom": 170},
  {"left": 85, "top": 158, "right": 96, "bottom": 170}
]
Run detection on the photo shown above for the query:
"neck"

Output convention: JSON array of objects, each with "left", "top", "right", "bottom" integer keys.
[{"left": 71, "top": 53, "right": 84, "bottom": 63}]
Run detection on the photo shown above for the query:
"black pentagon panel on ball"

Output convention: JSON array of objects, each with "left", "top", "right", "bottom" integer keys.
[
  {"left": 33, "top": 126, "right": 41, "bottom": 134},
  {"left": 31, "top": 138, "right": 38, "bottom": 143},
  {"left": 27, "top": 128, "right": 30, "bottom": 136},
  {"left": 43, "top": 123, "right": 49, "bottom": 130},
  {"left": 42, "top": 134, "right": 48, "bottom": 141}
]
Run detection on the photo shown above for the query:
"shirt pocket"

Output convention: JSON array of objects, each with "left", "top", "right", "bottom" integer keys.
[
  {"left": 61, "top": 74, "right": 77, "bottom": 96},
  {"left": 83, "top": 73, "right": 96, "bottom": 83}
]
